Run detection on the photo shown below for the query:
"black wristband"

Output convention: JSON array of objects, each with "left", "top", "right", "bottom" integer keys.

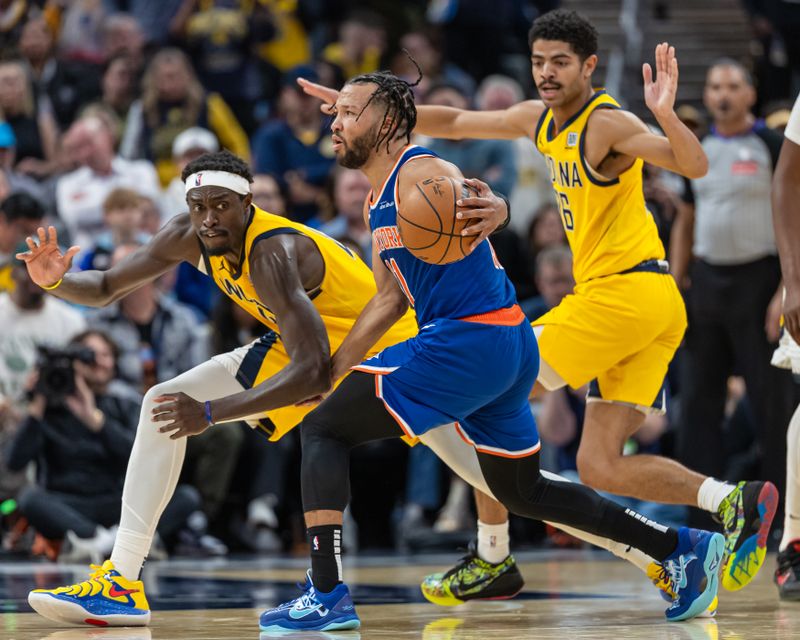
[{"left": 492, "top": 192, "right": 511, "bottom": 234}]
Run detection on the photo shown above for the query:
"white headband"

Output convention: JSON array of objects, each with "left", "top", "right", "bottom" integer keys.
[{"left": 184, "top": 170, "right": 251, "bottom": 196}]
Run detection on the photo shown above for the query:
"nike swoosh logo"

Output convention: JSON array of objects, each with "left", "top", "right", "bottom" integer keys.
[
  {"left": 454, "top": 574, "right": 496, "bottom": 596},
  {"left": 108, "top": 585, "right": 139, "bottom": 598},
  {"left": 289, "top": 605, "right": 326, "bottom": 620}
]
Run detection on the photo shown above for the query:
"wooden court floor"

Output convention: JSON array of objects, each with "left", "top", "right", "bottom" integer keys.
[{"left": 2, "top": 550, "right": 798, "bottom": 639}]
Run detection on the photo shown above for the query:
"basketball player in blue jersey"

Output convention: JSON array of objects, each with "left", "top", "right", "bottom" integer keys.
[
  {"left": 257, "top": 70, "right": 725, "bottom": 633},
  {"left": 300, "top": 9, "right": 777, "bottom": 609}
]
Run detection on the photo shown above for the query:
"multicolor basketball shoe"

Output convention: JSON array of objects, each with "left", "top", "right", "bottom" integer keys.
[
  {"left": 28, "top": 560, "right": 150, "bottom": 626},
  {"left": 714, "top": 480, "right": 778, "bottom": 591},
  {"left": 775, "top": 539, "right": 800, "bottom": 601},
  {"left": 663, "top": 527, "right": 724, "bottom": 622},
  {"left": 259, "top": 570, "right": 360, "bottom": 633},
  {"left": 420, "top": 542, "right": 524, "bottom": 606},
  {"left": 647, "top": 561, "right": 717, "bottom": 617}
]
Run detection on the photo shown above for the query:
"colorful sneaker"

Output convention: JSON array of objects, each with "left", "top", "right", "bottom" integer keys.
[
  {"left": 663, "top": 527, "right": 724, "bottom": 622},
  {"left": 259, "top": 570, "right": 360, "bottom": 633},
  {"left": 646, "top": 561, "right": 717, "bottom": 617},
  {"left": 28, "top": 560, "right": 150, "bottom": 626},
  {"left": 420, "top": 541, "right": 524, "bottom": 606},
  {"left": 715, "top": 480, "right": 778, "bottom": 591},
  {"left": 775, "top": 539, "right": 800, "bottom": 601}
]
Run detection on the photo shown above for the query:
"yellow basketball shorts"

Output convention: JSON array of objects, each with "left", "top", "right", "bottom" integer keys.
[
  {"left": 211, "top": 332, "right": 419, "bottom": 445},
  {"left": 532, "top": 271, "right": 687, "bottom": 409}
]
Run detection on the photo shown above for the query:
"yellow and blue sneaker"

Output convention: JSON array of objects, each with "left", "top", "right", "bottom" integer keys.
[
  {"left": 28, "top": 560, "right": 150, "bottom": 626},
  {"left": 259, "top": 570, "right": 360, "bottom": 633},
  {"left": 715, "top": 480, "right": 778, "bottom": 591},
  {"left": 420, "top": 542, "right": 524, "bottom": 606},
  {"left": 647, "top": 561, "right": 717, "bottom": 617},
  {"left": 663, "top": 527, "right": 724, "bottom": 622}
]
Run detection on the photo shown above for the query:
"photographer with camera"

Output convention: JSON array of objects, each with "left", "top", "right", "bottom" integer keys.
[{"left": 5, "top": 329, "right": 200, "bottom": 562}]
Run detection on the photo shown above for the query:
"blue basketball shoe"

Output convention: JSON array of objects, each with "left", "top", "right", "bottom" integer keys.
[
  {"left": 259, "top": 571, "right": 360, "bottom": 633},
  {"left": 663, "top": 527, "right": 724, "bottom": 622}
]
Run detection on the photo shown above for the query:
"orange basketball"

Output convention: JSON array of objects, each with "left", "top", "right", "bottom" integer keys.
[{"left": 397, "top": 176, "right": 479, "bottom": 265}]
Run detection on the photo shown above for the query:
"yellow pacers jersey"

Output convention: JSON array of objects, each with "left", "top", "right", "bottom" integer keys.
[
  {"left": 202, "top": 205, "right": 417, "bottom": 357},
  {"left": 535, "top": 90, "right": 665, "bottom": 283}
]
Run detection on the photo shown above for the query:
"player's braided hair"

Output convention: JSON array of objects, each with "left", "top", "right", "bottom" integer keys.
[
  {"left": 181, "top": 149, "right": 254, "bottom": 184},
  {"left": 346, "top": 57, "right": 422, "bottom": 154}
]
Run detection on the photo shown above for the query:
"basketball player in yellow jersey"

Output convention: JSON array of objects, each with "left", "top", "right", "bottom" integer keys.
[
  {"left": 298, "top": 8, "right": 778, "bottom": 603},
  {"left": 15, "top": 149, "right": 486, "bottom": 628}
]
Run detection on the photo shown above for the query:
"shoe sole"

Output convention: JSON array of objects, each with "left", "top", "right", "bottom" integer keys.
[
  {"left": 259, "top": 617, "right": 361, "bottom": 633},
  {"left": 668, "top": 532, "right": 724, "bottom": 622},
  {"left": 28, "top": 592, "right": 150, "bottom": 626},
  {"left": 722, "top": 482, "right": 778, "bottom": 591}
]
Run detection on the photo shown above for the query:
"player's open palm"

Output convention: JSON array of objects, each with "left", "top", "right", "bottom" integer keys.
[
  {"left": 643, "top": 42, "right": 679, "bottom": 119},
  {"left": 15, "top": 226, "right": 79, "bottom": 288}
]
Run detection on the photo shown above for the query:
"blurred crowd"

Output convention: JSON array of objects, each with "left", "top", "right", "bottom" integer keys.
[{"left": 0, "top": 0, "right": 798, "bottom": 561}]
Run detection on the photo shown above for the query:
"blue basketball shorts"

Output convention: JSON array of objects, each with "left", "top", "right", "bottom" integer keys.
[{"left": 353, "top": 308, "right": 541, "bottom": 457}]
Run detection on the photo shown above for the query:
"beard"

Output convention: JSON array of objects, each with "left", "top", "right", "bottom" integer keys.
[
  {"left": 337, "top": 128, "right": 378, "bottom": 169},
  {"left": 206, "top": 243, "right": 232, "bottom": 257}
]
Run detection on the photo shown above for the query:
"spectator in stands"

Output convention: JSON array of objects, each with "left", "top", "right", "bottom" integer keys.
[
  {"left": 251, "top": 173, "right": 288, "bottom": 215},
  {"left": 676, "top": 104, "right": 707, "bottom": 140},
  {"left": 0, "top": 0, "right": 37, "bottom": 58},
  {"left": 252, "top": 65, "right": 335, "bottom": 225},
  {"left": 0, "top": 60, "right": 59, "bottom": 179},
  {"left": 103, "top": 0, "right": 184, "bottom": 47},
  {"left": 6, "top": 329, "right": 199, "bottom": 562},
  {"left": 321, "top": 167, "right": 372, "bottom": 263},
  {"left": 420, "top": 83, "right": 518, "bottom": 196},
  {"left": 526, "top": 202, "right": 566, "bottom": 262},
  {"left": 87, "top": 242, "right": 208, "bottom": 392},
  {"left": 321, "top": 10, "right": 386, "bottom": 80},
  {"left": 393, "top": 29, "right": 475, "bottom": 98},
  {"left": 120, "top": 48, "right": 249, "bottom": 186},
  {"left": 57, "top": 115, "right": 161, "bottom": 249},
  {"left": 0, "top": 193, "right": 45, "bottom": 294},
  {"left": 98, "top": 54, "right": 138, "bottom": 131},
  {"left": 0, "top": 245, "right": 86, "bottom": 403},
  {"left": 671, "top": 59, "right": 797, "bottom": 525},
  {"left": 170, "top": 0, "right": 273, "bottom": 134},
  {"left": 19, "top": 16, "right": 101, "bottom": 133},
  {"left": 53, "top": 0, "right": 107, "bottom": 65},
  {"left": 101, "top": 13, "right": 147, "bottom": 75},
  {"left": 0, "top": 123, "right": 48, "bottom": 205},
  {"left": 164, "top": 127, "right": 220, "bottom": 221},
  {"left": 521, "top": 245, "right": 574, "bottom": 322},
  {"left": 79, "top": 188, "right": 150, "bottom": 272}
]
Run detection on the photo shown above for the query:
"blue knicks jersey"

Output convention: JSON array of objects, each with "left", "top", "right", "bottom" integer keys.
[{"left": 369, "top": 145, "right": 517, "bottom": 326}]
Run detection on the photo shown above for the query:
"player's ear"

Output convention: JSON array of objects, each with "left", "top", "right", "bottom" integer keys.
[
  {"left": 243, "top": 192, "right": 253, "bottom": 210},
  {"left": 582, "top": 54, "right": 598, "bottom": 78}
]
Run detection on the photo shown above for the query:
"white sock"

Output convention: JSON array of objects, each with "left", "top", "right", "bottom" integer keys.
[
  {"left": 697, "top": 477, "right": 736, "bottom": 514},
  {"left": 781, "top": 404, "right": 800, "bottom": 550},
  {"left": 477, "top": 520, "right": 510, "bottom": 564},
  {"left": 110, "top": 360, "right": 246, "bottom": 581}
]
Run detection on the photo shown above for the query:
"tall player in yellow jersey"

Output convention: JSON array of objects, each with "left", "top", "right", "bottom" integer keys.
[
  {"left": 415, "top": 9, "right": 778, "bottom": 602},
  {"left": 298, "top": 9, "right": 780, "bottom": 604}
]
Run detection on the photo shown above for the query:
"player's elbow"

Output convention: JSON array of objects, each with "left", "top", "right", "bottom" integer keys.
[
  {"left": 301, "top": 355, "right": 333, "bottom": 397},
  {"left": 683, "top": 155, "right": 708, "bottom": 179}
]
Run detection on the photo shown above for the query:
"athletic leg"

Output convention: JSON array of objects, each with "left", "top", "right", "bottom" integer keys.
[{"left": 111, "top": 359, "right": 251, "bottom": 580}]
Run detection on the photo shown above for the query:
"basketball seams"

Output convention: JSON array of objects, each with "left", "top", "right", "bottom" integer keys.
[{"left": 434, "top": 177, "right": 457, "bottom": 265}]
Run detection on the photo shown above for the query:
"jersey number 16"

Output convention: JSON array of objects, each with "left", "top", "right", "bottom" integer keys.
[{"left": 557, "top": 192, "right": 574, "bottom": 231}]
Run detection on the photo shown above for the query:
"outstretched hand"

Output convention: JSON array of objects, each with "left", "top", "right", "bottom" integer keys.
[
  {"left": 643, "top": 42, "right": 679, "bottom": 120},
  {"left": 15, "top": 226, "right": 79, "bottom": 289},
  {"left": 297, "top": 77, "right": 339, "bottom": 115}
]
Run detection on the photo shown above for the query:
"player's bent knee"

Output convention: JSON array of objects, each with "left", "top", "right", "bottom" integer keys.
[{"left": 576, "top": 449, "right": 613, "bottom": 491}]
